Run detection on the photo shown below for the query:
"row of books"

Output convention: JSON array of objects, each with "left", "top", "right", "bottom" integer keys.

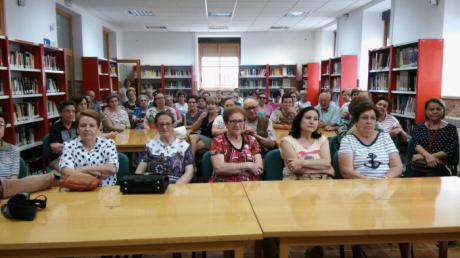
[
  {"left": 270, "top": 67, "right": 295, "bottom": 76},
  {"left": 396, "top": 47, "right": 418, "bottom": 67},
  {"left": 270, "top": 78, "right": 293, "bottom": 87},
  {"left": 0, "top": 48, "right": 3, "bottom": 66},
  {"left": 322, "top": 64, "right": 329, "bottom": 75},
  {"left": 241, "top": 80, "right": 265, "bottom": 87},
  {"left": 13, "top": 102, "right": 40, "bottom": 123},
  {"left": 44, "top": 55, "right": 60, "bottom": 71},
  {"left": 141, "top": 69, "right": 162, "bottom": 78},
  {"left": 0, "top": 80, "right": 3, "bottom": 95},
  {"left": 240, "top": 68, "right": 266, "bottom": 77},
  {"left": 302, "top": 67, "right": 308, "bottom": 76},
  {"left": 165, "top": 81, "right": 191, "bottom": 87},
  {"left": 47, "top": 101, "right": 58, "bottom": 117},
  {"left": 370, "top": 51, "right": 390, "bottom": 70},
  {"left": 369, "top": 73, "right": 389, "bottom": 90},
  {"left": 393, "top": 95, "right": 416, "bottom": 116},
  {"left": 322, "top": 79, "right": 330, "bottom": 88},
  {"left": 15, "top": 127, "right": 36, "bottom": 146},
  {"left": 332, "top": 62, "right": 341, "bottom": 74},
  {"left": 332, "top": 78, "right": 340, "bottom": 89},
  {"left": 9, "top": 51, "right": 35, "bottom": 69},
  {"left": 12, "top": 77, "right": 39, "bottom": 95},
  {"left": 395, "top": 71, "right": 417, "bottom": 91},
  {"left": 302, "top": 80, "right": 308, "bottom": 89},
  {"left": 164, "top": 68, "right": 191, "bottom": 77},
  {"left": 46, "top": 78, "right": 60, "bottom": 93},
  {"left": 110, "top": 65, "right": 117, "bottom": 76}
]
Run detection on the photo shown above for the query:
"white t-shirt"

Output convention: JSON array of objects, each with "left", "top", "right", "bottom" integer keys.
[
  {"left": 338, "top": 132, "right": 398, "bottom": 179},
  {"left": 378, "top": 113, "right": 400, "bottom": 134},
  {"left": 212, "top": 115, "right": 227, "bottom": 131}
]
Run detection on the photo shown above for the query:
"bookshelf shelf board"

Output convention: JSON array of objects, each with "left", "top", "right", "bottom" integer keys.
[
  {"left": 47, "top": 114, "right": 60, "bottom": 119},
  {"left": 392, "top": 66, "right": 417, "bottom": 71},
  {"left": 391, "top": 90, "right": 416, "bottom": 95},
  {"left": 0, "top": 96, "right": 9, "bottom": 100},
  {"left": 17, "top": 141, "right": 43, "bottom": 152},
  {"left": 369, "top": 68, "right": 390, "bottom": 73},
  {"left": 391, "top": 112, "right": 415, "bottom": 119},
  {"left": 10, "top": 67, "right": 41, "bottom": 73},
  {"left": 45, "top": 70, "right": 64, "bottom": 74},
  {"left": 14, "top": 117, "right": 44, "bottom": 126},
  {"left": 12, "top": 94, "right": 43, "bottom": 98},
  {"left": 321, "top": 74, "right": 330, "bottom": 76},
  {"left": 99, "top": 73, "right": 109, "bottom": 76},
  {"left": 100, "top": 88, "right": 111, "bottom": 91},
  {"left": 240, "top": 88, "right": 266, "bottom": 90},
  {"left": 164, "top": 76, "right": 192, "bottom": 79},
  {"left": 331, "top": 73, "right": 341, "bottom": 77},
  {"left": 46, "top": 92, "right": 66, "bottom": 96},
  {"left": 369, "top": 89, "right": 389, "bottom": 93},
  {"left": 0, "top": 66, "right": 7, "bottom": 70},
  {"left": 165, "top": 87, "right": 192, "bottom": 90},
  {"left": 240, "top": 76, "right": 266, "bottom": 79},
  {"left": 142, "top": 77, "right": 162, "bottom": 80},
  {"left": 269, "top": 75, "right": 295, "bottom": 78}
]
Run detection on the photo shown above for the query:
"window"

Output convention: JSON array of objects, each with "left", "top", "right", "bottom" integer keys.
[{"left": 199, "top": 39, "right": 240, "bottom": 90}]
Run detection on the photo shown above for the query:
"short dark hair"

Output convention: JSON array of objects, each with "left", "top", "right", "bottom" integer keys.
[
  {"left": 105, "top": 93, "right": 120, "bottom": 104},
  {"left": 281, "top": 93, "right": 293, "bottom": 103},
  {"left": 126, "top": 87, "right": 136, "bottom": 96},
  {"left": 273, "top": 90, "right": 282, "bottom": 98},
  {"left": 223, "top": 107, "right": 245, "bottom": 123},
  {"left": 351, "top": 101, "right": 380, "bottom": 124},
  {"left": 71, "top": 95, "right": 89, "bottom": 106},
  {"left": 188, "top": 95, "right": 198, "bottom": 102},
  {"left": 58, "top": 100, "right": 76, "bottom": 113},
  {"left": 0, "top": 111, "right": 7, "bottom": 124},
  {"left": 222, "top": 97, "right": 235, "bottom": 107},
  {"left": 289, "top": 107, "right": 322, "bottom": 139},
  {"left": 177, "top": 91, "right": 186, "bottom": 98},
  {"left": 376, "top": 96, "right": 391, "bottom": 109},
  {"left": 424, "top": 98, "right": 446, "bottom": 119},
  {"left": 77, "top": 109, "right": 101, "bottom": 126},
  {"left": 154, "top": 111, "right": 175, "bottom": 124}
]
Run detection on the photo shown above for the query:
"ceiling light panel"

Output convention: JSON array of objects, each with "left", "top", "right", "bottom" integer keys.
[
  {"left": 208, "top": 11, "right": 233, "bottom": 17},
  {"left": 284, "top": 11, "right": 305, "bottom": 17},
  {"left": 127, "top": 10, "right": 155, "bottom": 16}
]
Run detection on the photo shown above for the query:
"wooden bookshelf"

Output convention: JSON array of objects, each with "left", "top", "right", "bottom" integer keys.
[
  {"left": 0, "top": 35, "right": 14, "bottom": 144},
  {"left": 368, "top": 46, "right": 392, "bottom": 102},
  {"left": 320, "top": 59, "right": 330, "bottom": 92},
  {"left": 239, "top": 65, "right": 268, "bottom": 97},
  {"left": 320, "top": 56, "right": 357, "bottom": 106},
  {"left": 301, "top": 62, "right": 320, "bottom": 106},
  {"left": 82, "top": 57, "right": 114, "bottom": 101},
  {"left": 140, "top": 65, "right": 162, "bottom": 92},
  {"left": 43, "top": 46, "right": 67, "bottom": 120},
  {"left": 163, "top": 65, "right": 194, "bottom": 96},
  {"left": 268, "top": 64, "right": 297, "bottom": 96},
  {"left": 388, "top": 39, "right": 443, "bottom": 134}
]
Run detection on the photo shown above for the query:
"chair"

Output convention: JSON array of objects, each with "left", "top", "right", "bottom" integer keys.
[
  {"left": 116, "top": 153, "right": 130, "bottom": 184},
  {"left": 19, "top": 158, "right": 28, "bottom": 178},
  {"left": 329, "top": 136, "right": 340, "bottom": 160},
  {"left": 42, "top": 134, "right": 51, "bottom": 162},
  {"left": 199, "top": 151, "right": 213, "bottom": 182},
  {"left": 332, "top": 153, "right": 343, "bottom": 179},
  {"left": 263, "top": 149, "right": 283, "bottom": 181}
]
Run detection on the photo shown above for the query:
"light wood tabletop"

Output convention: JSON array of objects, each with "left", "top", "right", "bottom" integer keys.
[
  {"left": 114, "top": 128, "right": 157, "bottom": 152},
  {"left": 275, "top": 128, "right": 336, "bottom": 143},
  {"left": 242, "top": 177, "right": 460, "bottom": 258},
  {"left": 0, "top": 183, "right": 262, "bottom": 257}
]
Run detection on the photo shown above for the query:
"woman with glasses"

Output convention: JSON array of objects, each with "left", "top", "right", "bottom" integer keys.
[
  {"left": 145, "top": 93, "right": 177, "bottom": 128},
  {"left": 257, "top": 92, "right": 273, "bottom": 117},
  {"left": 209, "top": 107, "right": 263, "bottom": 182},
  {"left": 131, "top": 94, "right": 150, "bottom": 129},
  {"left": 135, "top": 112, "right": 193, "bottom": 184}
]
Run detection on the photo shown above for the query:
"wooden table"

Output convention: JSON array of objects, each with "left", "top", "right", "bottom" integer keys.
[
  {"left": 115, "top": 129, "right": 157, "bottom": 152},
  {"left": 242, "top": 177, "right": 460, "bottom": 258},
  {"left": 275, "top": 129, "right": 336, "bottom": 144},
  {"left": 0, "top": 183, "right": 262, "bottom": 258}
]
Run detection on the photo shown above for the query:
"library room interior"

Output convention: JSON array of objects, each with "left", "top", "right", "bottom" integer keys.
[{"left": 1, "top": 0, "right": 460, "bottom": 258}]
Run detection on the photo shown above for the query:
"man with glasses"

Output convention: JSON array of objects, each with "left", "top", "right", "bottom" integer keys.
[{"left": 244, "top": 98, "right": 277, "bottom": 155}]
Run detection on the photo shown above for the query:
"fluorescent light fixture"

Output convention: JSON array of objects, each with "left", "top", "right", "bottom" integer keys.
[
  {"left": 208, "top": 12, "right": 232, "bottom": 17},
  {"left": 285, "top": 11, "right": 305, "bottom": 17},
  {"left": 270, "top": 26, "right": 289, "bottom": 30},
  {"left": 209, "top": 26, "right": 228, "bottom": 30},
  {"left": 128, "top": 10, "right": 155, "bottom": 16},
  {"left": 145, "top": 26, "right": 167, "bottom": 30}
]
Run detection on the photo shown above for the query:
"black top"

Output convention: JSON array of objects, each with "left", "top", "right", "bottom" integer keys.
[
  {"left": 48, "top": 120, "right": 78, "bottom": 160},
  {"left": 200, "top": 115, "right": 215, "bottom": 138}
]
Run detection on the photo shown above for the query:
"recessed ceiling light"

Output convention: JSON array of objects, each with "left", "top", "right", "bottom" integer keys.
[
  {"left": 128, "top": 10, "right": 155, "bottom": 16},
  {"left": 285, "top": 11, "right": 305, "bottom": 17},
  {"left": 208, "top": 12, "right": 232, "bottom": 17},
  {"left": 209, "top": 26, "right": 228, "bottom": 30},
  {"left": 270, "top": 26, "right": 290, "bottom": 30},
  {"left": 145, "top": 26, "right": 167, "bottom": 30}
]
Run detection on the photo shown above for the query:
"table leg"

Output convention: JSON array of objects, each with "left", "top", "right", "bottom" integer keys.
[{"left": 439, "top": 241, "right": 448, "bottom": 258}]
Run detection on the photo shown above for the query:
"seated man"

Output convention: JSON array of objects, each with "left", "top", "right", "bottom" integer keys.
[
  {"left": 270, "top": 94, "right": 297, "bottom": 130},
  {"left": 85, "top": 90, "right": 102, "bottom": 112},
  {"left": 243, "top": 98, "right": 277, "bottom": 155},
  {"left": 49, "top": 100, "right": 78, "bottom": 171},
  {"left": 315, "top": 92, "right": 340, "bottom": 131}
]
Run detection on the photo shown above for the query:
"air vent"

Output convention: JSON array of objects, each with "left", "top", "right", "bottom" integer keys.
[
  {"left": 128, "top": 10, "right": 155, "bottom": 16},
  {"left": 145, "top": 26, "right": 167, "bottom": 30}
]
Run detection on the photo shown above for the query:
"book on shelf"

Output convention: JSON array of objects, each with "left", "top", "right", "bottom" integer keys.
[
  {"left": 142, "top": 69, "right": 161, "bottom": 78},
  {"left": 110, "top": 65, "right": 117, "bottom": 76},
  {"left": 303, "top": 66, "right": 308, "bottom": 75},
  {"left": 395, "top": 71, "right": 416, "bottom": 91},
  {"left": 369, "top": 73, "right": 389, "bottom": 91},
  {"left": 165, "top": 68, "right": 190, "bottom": 77},
  {"left": 9, "top": 51, "right": 35, "bottom": 69},
  {"left": 282, "top": 78, "right": 292, "bottom": 87},
  {"left": 396, "top": 47, "right": 418, "bottom": 67},
  {"left": 303, "top": 80, "right": 308, "bottom": 89},
  {"left": 47, "top": 100, "right": 58, "bottom": 117},
  {"left": 241, "top": 80, "right": 265, "bottom": 88},
  {"left": 98, "top": 64, "right": 102, "bottom": 74},
  {"left": 332, "top": 62, "right": 341, "bottom": 74},
  {"left": 240, "top": 68, "right": 266, "bottom": 77},
  {"left": 0, "top": 80, "right": 3, "bottom": 95},
  {"left": 44, "top": 55, "right": 59, "bottom": 71},
  {"left": 393, "top": 95, "right": 416, "bottom": 116},
  {"left": 0, "top": 47, "right": 3, "bottom": 66},
  {"left": 165, "top": 80, "right": 190, "bottom": 88},
  {"left": 13, "top": 102, "right": 40, "bottom": 123},
  {"left": 12, "top": 77, "right": 39, "bottom": 95},
  {"left": 332, "top": 78, "right": 340, "bottom": 90},
  {"left": 270, "top": 67, "right": 294, "bottom": 76},
  {"left": 371, "top": 52, "right": 390, "bottom": 70},
  {"left": 15, "top": 127, "right": 35, "bottom": 146},
  {"left": 46, "top": 78, "right": 59, "bottom": 93}
]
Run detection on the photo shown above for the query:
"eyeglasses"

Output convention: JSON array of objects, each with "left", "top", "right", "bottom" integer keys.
[
  {"left": 228, "top": 119, "right": 244, "bottom": 125},
  {"left": 157, "top": 123, "right": 173, "bottom": 128}
]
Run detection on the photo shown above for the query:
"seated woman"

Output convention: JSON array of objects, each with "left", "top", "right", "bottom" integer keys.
[
  {"left": 280, "top": 107, "right": 334, "bottom": 180},
  {"left": 184, "top": 95, "right": 202, "bottom": 133},
  {"left": 102, "top": 94, "right": 131, "bottom": 132},
  {"left": 338, "top": 101, "right": 402, "bottom": 179},
  {"left": 131, "top": 94, "right": 150, "bottom": 129},
  {"left": 135, "top": 112, "right": 193, "bottom": 184},
  {"left": 375, "top": 96, "right": 408, "bottom": 142},
  {"left": 0, "top": 112, "right": 19, "bottom": 179},
  {"left": 145, "top": 93, "right": 177, "bottom": 128},
  {"left": 72, "top": 95, "right": 90, "bottom": 116},
  {"left": 406, "top": 98, "right": 459, "bottom": 177},
  {"left": 59, "top": 109, "right": 119, "bottom": 186},
  {"left": 209, "top": 107, "right": 263, "bottom": 182}
]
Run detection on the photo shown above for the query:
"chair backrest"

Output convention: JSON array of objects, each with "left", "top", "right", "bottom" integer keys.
[
  {"left": 117, "top": 153, "right": 130, "bottom": 183},
  {"left": 332, "top": 153, "right": 343, "bottom": 179},
  {"left": 263, "top": 149, "right": 284, "bottom": 181},
  {"left": 329, "top": 136, "right": 340, "bottom": 160},
  {"left": 42, "top": 134, "right": 51, "bottom": 161},
  {"left": 19, "top": 158, "right": 28, "bottom": 178},
  {"left": 406, "top": 138, "right": 415, "bottom": 163},
  {"left": 200, "top": 151, "right": 213, "bottom": 182}
]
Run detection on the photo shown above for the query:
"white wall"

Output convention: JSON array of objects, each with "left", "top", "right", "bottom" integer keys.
[
  {"left": 390, "top": 0, "right": 444, "bottom": 44},
  {"left": 5, "top": 0, "right": 57, "bottom": 43},
  {"left": 336, "top": 11, "right": 363, "bottom": 57},
  {"left": 312, "top": 28, "right": 335, "bottom": 62},
  {"left": 441, "top": 0, "right": 460, "bottom": 97}
]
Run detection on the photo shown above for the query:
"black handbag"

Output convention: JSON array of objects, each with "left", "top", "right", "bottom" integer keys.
[
  {"left": 119, "top": 174, "right": 169, "bottom": 194},
  {"left": 1, "top": 192, "right": 47, "bottom": 221}
]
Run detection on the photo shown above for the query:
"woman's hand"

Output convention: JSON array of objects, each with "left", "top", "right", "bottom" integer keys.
[
  {"left": 287, "top": 159, "right": 303, "bottom": 175},
  {"left": 412, "top": 154, "right": 424, "bottom": 161},
  {"left": 425, "top": 154, "right": 439, "bottom": 167}
]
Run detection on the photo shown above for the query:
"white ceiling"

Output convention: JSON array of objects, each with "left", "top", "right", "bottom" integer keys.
[{"left": 71, "top": 0, "right": 374, "bottom": 32}]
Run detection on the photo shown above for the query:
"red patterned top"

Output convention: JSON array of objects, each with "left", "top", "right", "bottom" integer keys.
[{"left": 209, "top": 133, "right": 261, "bottom": 182}]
